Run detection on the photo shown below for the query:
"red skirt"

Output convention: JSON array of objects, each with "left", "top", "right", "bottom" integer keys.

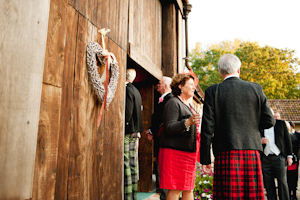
[
  {"left": 158, "top": 132, "right": 200, "bottom": 190},
  {"left": 213, "top": 150, "right": 265, "bottom": 200}
]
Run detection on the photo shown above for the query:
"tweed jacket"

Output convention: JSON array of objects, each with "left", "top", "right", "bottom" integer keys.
[
  {"left": 125, "top": 83, "right": 143, "bottom": 135},
  {"left": 151, "top": 92, "right": 173, "bottom": 157},
  {"left": 262, "top": 120, "right": 292, "bottom": 158},
  {"left": 200, "top": 77, "right": 275, "bottom": 164},
  {"left": 159, "top": 96, "right": 197, "bottom": 152}
]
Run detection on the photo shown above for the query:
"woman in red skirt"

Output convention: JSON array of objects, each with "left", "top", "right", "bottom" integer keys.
[{"left": 159, "top": 73, "right": 201, "bottom": 200}]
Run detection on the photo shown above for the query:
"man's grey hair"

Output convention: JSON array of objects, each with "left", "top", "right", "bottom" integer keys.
[
  {"left": 162, "top": 76, "right": 172, "bottom": 88},
  {"left": 218, "top": 54, "right": 241, "bottom": 76},
  {"left": 126, "top": 68, "right": 136, "bottom": 83}
]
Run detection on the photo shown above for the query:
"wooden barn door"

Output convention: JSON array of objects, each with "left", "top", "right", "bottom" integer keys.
[{"left": 136, "top": 83, "right": 155, "bottom": 192}]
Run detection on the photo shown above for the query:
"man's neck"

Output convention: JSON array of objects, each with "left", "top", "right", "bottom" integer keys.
[{"left": 223, "top": 73, "right": 239, "bottom": 80}]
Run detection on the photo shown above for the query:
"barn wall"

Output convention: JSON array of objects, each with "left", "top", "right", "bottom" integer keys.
[
  {"left": 32, "top": 0, "right": 128, "bottom": 199},
  {"left": 0, "top": 0, "right": 197, "bottom": 199},
  {"left": 128, "top": 0, "right": 163, "bottom": 80},
  {"left": 0, "top": 0, "right": 50, "bottom": 199}
]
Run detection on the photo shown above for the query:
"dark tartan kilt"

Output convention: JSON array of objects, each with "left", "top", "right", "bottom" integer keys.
[{"left": 213, "top": 150, "right": 265, "bottom": 200}]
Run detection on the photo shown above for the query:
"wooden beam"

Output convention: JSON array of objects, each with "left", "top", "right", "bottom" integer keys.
[
  {"left": 129, "top": 43, "right": 163, "bottom": 80},
  {"left": 162, "top": 2, "right": 177, "bottom": 77}
]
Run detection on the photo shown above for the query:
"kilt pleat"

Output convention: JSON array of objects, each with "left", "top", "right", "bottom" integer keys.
[{"left": 213, "top": 150, "right": 264, "bottom": 200}]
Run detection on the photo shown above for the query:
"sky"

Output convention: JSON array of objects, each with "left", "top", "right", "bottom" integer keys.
[{"left": 188, "top": 0, "right": 300, "bottom": 60}]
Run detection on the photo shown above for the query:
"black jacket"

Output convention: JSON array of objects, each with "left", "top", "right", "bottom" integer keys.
[
  {"left": 160, "top": 96, "right": 197, "bottom": 152},
  {"left": 200, "top": 77, "right": 275, "bottom": 164},
  {"left": 151, "top": 93, "right": 173, "bottom": 157},
  {"left": 290, "top": 131, "right": 300, "bottom": 163},
  {"left": 125, "top": 83, "right": 143, "bottom": 134}
]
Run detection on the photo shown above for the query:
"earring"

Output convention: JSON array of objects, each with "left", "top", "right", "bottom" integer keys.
[{"left": 181, "top": 90, "right": 183, "bottom": 93}]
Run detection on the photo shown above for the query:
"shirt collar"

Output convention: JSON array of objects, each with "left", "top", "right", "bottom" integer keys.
[
  {"left": 224, "top": 74, "right": 239, "bottom": 81},
  {"left": 160, "top": 92, "right": 170, "bottom": 99}
]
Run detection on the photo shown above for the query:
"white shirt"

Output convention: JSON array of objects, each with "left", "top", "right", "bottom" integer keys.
[
  {"left": 264, "top": 126, "right": 281, "bottom": 156},
  {"left": 223, "top": 74, "right": 239, "bottom": 80}
]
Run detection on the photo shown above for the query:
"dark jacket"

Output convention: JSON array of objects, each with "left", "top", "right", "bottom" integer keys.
[
  {"left": 125, "top": 83, "right": 143, "bottom": 134},
  {"left": 290, "top": 131, "right": 300, "bottom": 163},
  {"left": 200, "top": 77, "right": 275, "bottom": 164},
  {"left": 151, "top": 93, "right": 173, "bottom": 157},
  {"left": 262, "top": 120, "right": 293, "bottom": 158},
  {"left": 160, "top": 96, "right": 197, "bottom": 152}
]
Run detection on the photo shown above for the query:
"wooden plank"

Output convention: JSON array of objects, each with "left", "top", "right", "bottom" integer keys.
[
  {"left": 128, "top": 0, "right": 162, "bottom": 78},
  {"left": 129, "top": 43, "right": 163, "bottom": 80},
  {"left": 116, "top": 0, "right": 129, "bottom": 49},
  {"left": 162, "top": 2, "right": 177, "bottom": 77},
  {"left": 68, "top": 0, "right": 79, "bottom": 12},
  {"left": 0, "top": 0, "right": 50, "bottom": 199},
  {"left": 67, "top": 13, "right": 94, "bottom": 200},
  {"left": 156, "top": 1, "right": 162, "bottom": 71},
  {"left": 42, "top": 0, "right": 66, "bottom": 88},
  {"left": 78, "top": 0, "right": 86, "bottom": 18},
  {"left": 128, "top": 0, "right": 134, "bottom": 45},
  {"left": 175, "top": 0, "right": 184, "bottom": 15},
  {"left": 98, "top": 36, "right": 127, "bottom": 200},
  {"left": 108, "top": 0, "right": 117, "bottom": 43},
  {"left": 98, "top": 0, "right": 109, "bottom": 32},
  {"left": 32, "top": 84, "right": 62, "bottom": 200},
  {"left": 32, "top": 0, "right": 69, "bottom": 197},
  {"left": 148, "top": 0, "right": 154, "bottom": 65},
  {"left": 141, "top": 0, "right": 147, "bottom": 60},
  {"left": 54, "top": 5, "right": 78, "bottom": 200},
  {"left": 178, "top": 10, "right": 184, "bottom": 73},
  {"left": 130, "top": 0, "right": 141, "bottom": 48},
  {"left": 137, "top": 84, "right": 154, "bottom": 192}
]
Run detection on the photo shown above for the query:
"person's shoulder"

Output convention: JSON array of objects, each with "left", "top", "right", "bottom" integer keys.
[
  {"left": 164, "top": 93, "right": 173, "bottom": 101},
  {"left": 205, "top": 83, "right": 219, "bottom": 95},
  {"left": 167, "top": 96, "right": 179, "bottom": 103},
  {"left": 165, "top": 96, "right": 180, "bottom": 106},
  {"left": 127, "top": 83, "right": 139, "bottom": 91},
  {"left": 206, "top": 83, "right": 219, "bottom": 90},
  {"left": 240, "top": 79, "right": 262, "bottom": 89},
  {"left": 275, "top": 119, "right": 285, "bottom": 126}
]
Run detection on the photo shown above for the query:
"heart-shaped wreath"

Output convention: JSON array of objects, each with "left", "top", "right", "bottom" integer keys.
[{"left": 86, "top": 41, "right": 119, "bottom": 107}]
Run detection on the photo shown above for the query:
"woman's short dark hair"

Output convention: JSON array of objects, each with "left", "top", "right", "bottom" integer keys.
[{"left": 170, "top": 74, "right": 194, "bottom": 96}]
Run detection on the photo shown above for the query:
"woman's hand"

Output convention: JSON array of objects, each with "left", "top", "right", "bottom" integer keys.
[{"left": 186, "top": 113, "right": 201, "bottom": 126}]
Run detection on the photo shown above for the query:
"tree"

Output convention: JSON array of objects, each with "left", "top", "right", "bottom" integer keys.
[{"left": 190, "top": 40, "right": 300, "bottom": 99}]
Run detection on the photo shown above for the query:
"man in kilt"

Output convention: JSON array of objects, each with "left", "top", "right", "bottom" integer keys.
[
  {"left": 200, "top": 54, "right": 276, "bottom": 199},
  {"left": 125, "top": 69, "right": 143, "bottom": 200}
]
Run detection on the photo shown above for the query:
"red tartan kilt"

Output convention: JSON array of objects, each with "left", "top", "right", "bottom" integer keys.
[{"left": 213, "top": 150, "right": 265, "bottom": 200}]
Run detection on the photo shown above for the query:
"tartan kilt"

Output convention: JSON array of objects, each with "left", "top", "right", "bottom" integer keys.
[
  {"left": 213, "top": 150, "right": 265, "bottom": 200},
  {"left": 124, "top": 136, "right": 138, "bottom": 200}
]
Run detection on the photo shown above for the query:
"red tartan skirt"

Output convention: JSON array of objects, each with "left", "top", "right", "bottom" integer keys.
[{"left": 213, "top": 150, "right": 265, "bottom": 200}]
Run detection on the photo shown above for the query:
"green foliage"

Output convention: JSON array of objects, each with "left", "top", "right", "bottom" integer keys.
[
  {"left": 190, "top": 40, "right": 300, "bottom": 99},
  {"left": 179, "top": 168, "right": 213, "bottom": 200}
]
